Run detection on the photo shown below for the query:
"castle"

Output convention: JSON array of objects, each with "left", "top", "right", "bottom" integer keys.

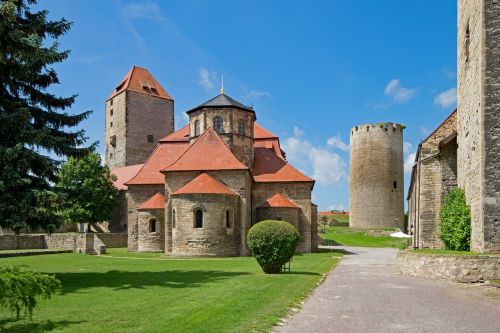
[
  {"left": 106, "top": 66, "right": 318, "bottom": 255},
  {"left": 408, "top": 0, "right": 500, "bottom": 253}
]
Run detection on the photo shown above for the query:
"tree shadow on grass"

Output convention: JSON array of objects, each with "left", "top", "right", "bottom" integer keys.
[
  {"left": 0, "top": 319, "right": 86, "bottom": 333},
  {"left": 55, "top": 270, "right": 251, "bottom": 295}
]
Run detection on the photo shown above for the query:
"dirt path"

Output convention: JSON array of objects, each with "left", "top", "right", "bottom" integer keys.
[{"left": 276, "top": 246, "right": 500, "bottom": 333}]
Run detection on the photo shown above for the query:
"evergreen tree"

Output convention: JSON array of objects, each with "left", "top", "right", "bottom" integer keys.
[
  {"left": 0, "top": 0, "right": 93, "bottom": 232},
  {"left": 57, "top": 153, "right": 119, "bottom": 226}
]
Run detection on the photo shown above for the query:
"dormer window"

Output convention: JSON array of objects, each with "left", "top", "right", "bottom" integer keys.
[
  {"left": 194, "top": 120, "right": 200, "bottom": 136},
  {"left": 214, "top": 116, "right": 223, "bottom": 134}
]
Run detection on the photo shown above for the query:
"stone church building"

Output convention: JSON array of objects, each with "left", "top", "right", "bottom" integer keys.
[
  {"left": 106, "top": 66, "right": 318, "bottom": 255},
  {"left": 408, "top": 0, "right": 500, "bottom": 253}
]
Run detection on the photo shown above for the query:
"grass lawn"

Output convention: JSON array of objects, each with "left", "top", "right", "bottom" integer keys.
[
  {"left": 0, "top": 248, "right": 340, "bottom": 333},
  {"left": 320, "top": 226, "right": 407, "bottom": 248}
]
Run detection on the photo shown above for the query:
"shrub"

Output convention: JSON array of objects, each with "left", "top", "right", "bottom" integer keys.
[
  {"left": 0, "top": 266, "right": 61, "bottom": 320},
  {"left": 247, "top": 220, "right": 300, "bottom": 274},
  {"left": 439, "top": 188, "right": 471, "bottom": 251}
]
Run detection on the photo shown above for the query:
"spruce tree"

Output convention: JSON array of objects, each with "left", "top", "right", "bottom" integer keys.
[{"left": 0, "top": 0, "right": 93, "bottom": 232}]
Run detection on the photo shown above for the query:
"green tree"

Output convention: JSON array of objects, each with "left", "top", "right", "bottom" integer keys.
[
  {"left": 0, "top": 0, "right": 93, "bottom": 232},
  {"left": 57, "top": 153, "right": 119, "bottom": 226},
  {"left": 439, "top": 188, "right": 471, "bottom": 251}
]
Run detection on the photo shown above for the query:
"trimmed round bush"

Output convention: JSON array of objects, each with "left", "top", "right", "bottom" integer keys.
[
  {"left": 439, "top": 188, "right": 471, "bottom": 251},
  {"left": 247, "top": 220, "right": 300, "bottom": 274}
]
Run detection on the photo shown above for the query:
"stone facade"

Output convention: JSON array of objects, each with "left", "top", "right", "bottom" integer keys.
[
  {"left": 457, "top": 0, "right": 500, "bottom": 253},
  {"left": 397, "top": 251, "right": 500, "bottom": 283},
  {"left": 349, "top": 123, "right": 405, "bottom": 229},
  {"left": 407, "top": 111, "right": 457, "bottom": 249},
  {"left": 137, "top": 209, "right": 165, "bottom": 252}
]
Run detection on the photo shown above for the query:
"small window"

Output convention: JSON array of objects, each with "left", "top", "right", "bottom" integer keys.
[
  {"left": 147, "top": 135, "right": 154, "bottom": 143},
  {"left": 226, "top": 210, "right": 231, "bottom": 228},
  {"left": 172, "top": 209, "right": 176, "bottom": 229},
  {"left": 238, "top": 120, "right": 245, "bottom": 136},
  {"left": 109, "top": 152, "right": 113, "bottom": 159},
  {"left": 194, "top": 209, "right": 203, "bottom": 228},
  {"left": 110, "top": 99, "right": 113, "bottom": 106},
  {"left": 149, "top": 218, "right": 157, "bottom": 233},
  {"left": 142, "top": 86, "right": 151, "bottom": 93},
  {"left": 465, "top": 23, "right": 470, "bottom": 63},
  {"left": 393, "top": 181, "right": 397, "bottom": 189},
  {"left": 110, "top": 135, "right": 116, "bottom": 147},
  {"left": 110, "top": 122, "right": 113, "bottom": 128},
  {"left": 213, "top": 116, "right": 223, "bottom": 133},
  {"left": 110, "top": 109, "right": 113, "bottom": 116},
  {"left": 194, "top": 120, "right": 200, "bottom": 136},
  {"left": 150, "top": 87, "right": 159, "bottom": 95}
]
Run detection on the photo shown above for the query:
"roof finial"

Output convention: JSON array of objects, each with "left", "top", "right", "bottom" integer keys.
[{"left": 221, "top": 75, "right": 224, "bottom": 95}]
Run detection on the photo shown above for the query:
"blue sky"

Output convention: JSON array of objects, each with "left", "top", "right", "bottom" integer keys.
[{"left": 42, "top": 0, "right": 457, "bottom": 212}]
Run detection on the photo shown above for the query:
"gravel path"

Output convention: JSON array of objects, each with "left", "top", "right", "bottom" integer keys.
[{"left": 276, "top": 246, "right": 500, "bottom": 333}]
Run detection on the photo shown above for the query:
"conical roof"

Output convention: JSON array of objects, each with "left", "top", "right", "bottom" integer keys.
[
  {"left": 138, "top": 192, "right": 165, "bottom": 210},
  {"left": 172, "top": 173, "right": 237, "bottom": 196},
  {"left": 257, "top": 193, "right": 300, "bottom": 209}
]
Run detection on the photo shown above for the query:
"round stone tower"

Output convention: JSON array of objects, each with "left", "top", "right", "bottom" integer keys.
[{"left": 349, "top": 123, "right": 404, "bottom": 230}]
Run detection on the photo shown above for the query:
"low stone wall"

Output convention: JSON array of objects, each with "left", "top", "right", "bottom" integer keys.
[
  {"left": 397, "top": 251, "right": 500, "bottom": 283},
  {"left": 96, "top": 233, "right": 127, "bottom": 248},
  {"left": 0, "top": 233, "right": 108, "bottom": 255}
]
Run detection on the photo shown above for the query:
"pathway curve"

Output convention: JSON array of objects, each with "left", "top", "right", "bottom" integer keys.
[{"left": 276, "top": 246, "right": 500, "bottom": 333}]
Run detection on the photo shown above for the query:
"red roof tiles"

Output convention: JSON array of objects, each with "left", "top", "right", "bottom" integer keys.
[
  {"left": 159, "top": 124, "right": 189, "bottom": 142},
  {"left": 252, "top": 147, "right": 313, "bottom": 183},
  {"left": 164, "top": 127, "right": 248, "bottom": 172},
  {"left": 254, "top": 123, "right": 278, "bottom": 139},
  {"left": 172, "top": 173, "right": 237, "bottom": 196},
  {"left": 138, "top": 192, "right": 165, "bottom": 210},
  {"left": 108, "top": 66, "right": 173, "bottom": 101},
  {"left": 257, "top": 193, "right": 299, "bottom": 209},
  {"left": 111, "top": 164, "right": 143, "bottom": 190},
  {"left": 126, "top": 142, "right": 189, "bottom": 185}
]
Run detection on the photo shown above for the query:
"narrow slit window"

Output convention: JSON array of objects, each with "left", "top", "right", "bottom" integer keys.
[
  {"left": 194, "top": 120, "right": 200, "bottom": 136},
  {"left": 393, "top": 181, "right": 397, "bottom": 189},
  {"left": 172, "top": 209, "right": 176, "bottom": 229},
  {"left": 149, "top": 218, "right": 157, "bottom": 233},
  {"left": 194, "top": 209, "right": 203, "bottom": 228},
  {"left": 213, "top": 116, "right": 223, "bottom": 133},
  {"left": 226, "top": 210, "right": 231, "bottom": 228}
]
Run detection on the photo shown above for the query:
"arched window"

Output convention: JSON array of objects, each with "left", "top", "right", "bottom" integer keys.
[
  {"left": 238, "top": 120, "right": 245, "bottom": 136},
  {"left": 194, "top": 120, "right": 200, "bottom": 136},
  {"left": 149, "top": 218, "right": 157, "bottom": 233},
  {"left": 172, "top": 209, "right": 176, "bottom": 229},
  {"left": 213, "top": 116, "right": 223, "bottom": 133},
  {"left": 194, "top": 209, "right": 203, "bottom": 228},
  {"left": 226, "top": 210, "right": 231, "bottom": 228}
]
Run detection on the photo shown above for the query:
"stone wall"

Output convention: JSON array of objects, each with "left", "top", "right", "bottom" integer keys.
[
  {"left": 256, "top": 207, "right": 299, "bottom": 230},
  {"left": 458, "top": 0, "right": 500, "bottom": 253},
  {"left": 96, "top": 233, "right": 128, "bottom": 248},
  {"left": 397, "top": 251, "right": 500, "bottom": 283},
  {"left": 137, "top": 209, "right": 165, "bottom": 252},
  {"left": 0, "top": 233, "right": 107, "bottom": 255},
  {"left": 349, "top": 123, "right": 405, "bottom": 230}
]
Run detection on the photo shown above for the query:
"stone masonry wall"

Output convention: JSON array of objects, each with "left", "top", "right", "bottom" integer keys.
[
  {"left": 257, "top": 207, "right": 299, "bottom": 229},
  {"left": 96, "top": 233, "right": 127, "bottom": 248},
  {"left": 398, "top": 251, "right": 500, "bottom": 283},
  {"left": 137, "top": 209, "right": 165, "bottom": 252}
]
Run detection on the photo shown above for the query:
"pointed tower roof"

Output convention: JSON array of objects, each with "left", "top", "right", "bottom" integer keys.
[
  {"left": 163, "top": 128, "right": 248, "bottom": 172},
  {"left": 172, "top": 173, "right": 237, "bottom": 196},
  {"left": 186, "top": 93, "right": 254, "bottom": 114},
  {"left": 257, "top": 193, "right": 300, "bottom": 209},
  {"left": 108, "top": 66, "right": 173, "bottom": 100},
  {"left": 138, "top": 192, "right": 165, "bottom": 210}
]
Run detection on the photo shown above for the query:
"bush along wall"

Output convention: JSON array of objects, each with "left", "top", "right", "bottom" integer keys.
[{"left": 439, "top": 188, "right": 471, "bottom": 251}]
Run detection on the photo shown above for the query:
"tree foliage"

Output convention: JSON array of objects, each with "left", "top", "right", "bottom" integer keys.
[
  {"left": 439, "top": 188, "right": 471, "bottom": 251},
  {"left": 0, "top": 0, "right": 93, "bottom": 232},
  {"left": 0, "top": 265, "right": 61, "bottom": 320},
  {"left": 247, "top": 220, "right": 300, "bottom": 274},
  {"left": 57, "top": 153, "right": 119, "bottom": 225}
]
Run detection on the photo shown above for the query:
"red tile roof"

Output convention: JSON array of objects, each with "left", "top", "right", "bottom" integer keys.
[
  {"left": 126, "top": 142, "right": 189, "bottom": 185},
  {"left": 164, "top": 127, "right": 248, "bottom": 172},
  {"left": 108, "top": 66, "right": 173, "bottom": 101},
  {"left": 138, "top": 192, "right": 165, "bottom": 210},
  {"left": 252, "top": 147, "right": 313, "bottom": 182},
  {"left": 111, "top": 164, "right": 143, "bottom": 190},
  {"left": 257, "top": 193, "right": 300, "bottom": 209},
  {"left": 159, "top": 124, "right": 189, "bottom": 142},
  {"left": 254, "top": 123, "right": 278, "bottom": 139},
  {"left": 172, "top": 173, "right": 237, "bottom": 196}
]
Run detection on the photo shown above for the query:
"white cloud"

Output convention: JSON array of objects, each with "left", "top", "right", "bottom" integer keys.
[
  {"left": 198, "top": 68, "right": 218, "bottom": 90},
  {"left": 434, "top": 88, "right": 457, "bottom": 109},
  {"left": 121, "top": 2, "right": 166, "bottom": 22},
  {"left": 244, "top": 90, "right": 271, "bottom": 100},
  {"left": 403, "top": 142, "right": 413, "bottom": 155},
  {"left": 282, "top": 129, "right": 347, "bottom": 186},
  {"left": 328, "top": 204, "right": 345, "bottom": 211},
  {"left": 384, "top": 79, "right": 417, "bottom": 103},
  {"left": 327, "top": 134, "right": 349, "bottom": 152},
  {"left": 404, "top": 152, "right": 416, "bottom": 174}
]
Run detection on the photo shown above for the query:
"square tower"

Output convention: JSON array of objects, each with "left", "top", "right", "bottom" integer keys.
[
  {"left": 105, "top": 66, "right": 174, "bottom": 168},
  {"left": 458, "top": 0, "right": 500, "bottom": 252}
]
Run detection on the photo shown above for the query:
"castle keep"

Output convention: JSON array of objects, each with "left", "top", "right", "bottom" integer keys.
[
  {"left": 408, "top": 0, "right": 500, "bottom": 253},
  {"left": 349, "top": 123, "right": 405, "bottom": 230},
  {"left": 106, "top": 68, "right": 318, "bottom": 255}
]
